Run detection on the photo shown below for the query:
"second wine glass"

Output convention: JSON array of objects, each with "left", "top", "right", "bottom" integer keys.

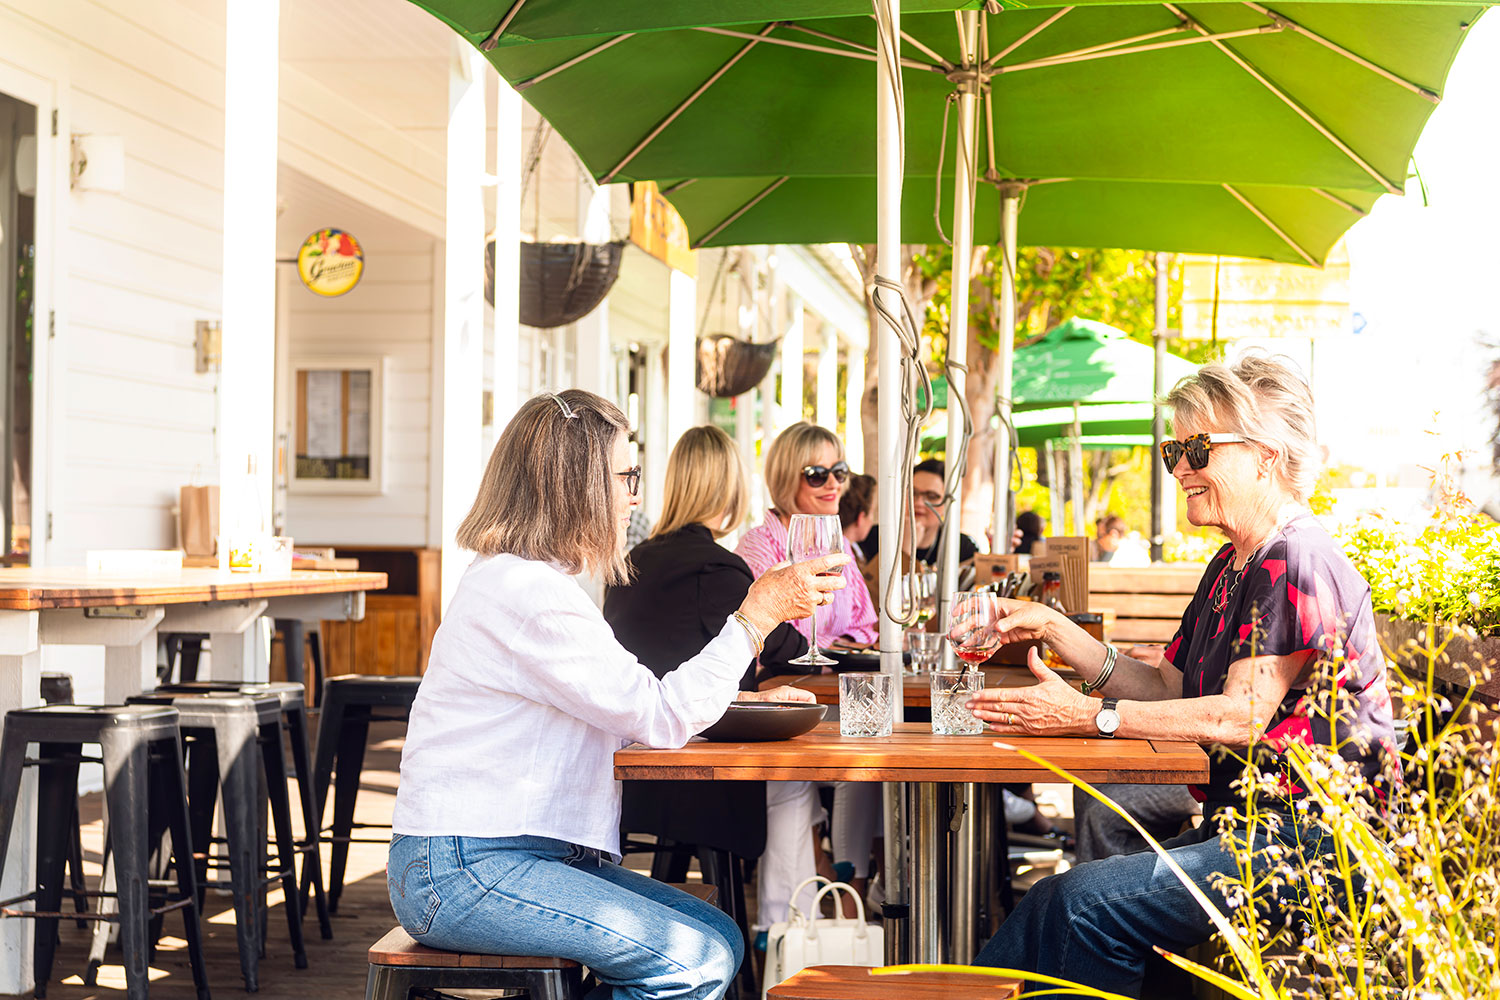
[
  {"left": 947, "top": 590, "right": 1001, "bottom": 668},
  {"left": 787, "top": 513, "right": 844, "bottom": 667}
]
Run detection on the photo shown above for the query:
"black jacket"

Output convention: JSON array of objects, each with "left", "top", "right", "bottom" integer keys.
[
  {"left": 602, "top": 524, "right": 808, "bottom": 858},
  {"left": 862, "top": 524, "right": 979, "bottom": 566}
]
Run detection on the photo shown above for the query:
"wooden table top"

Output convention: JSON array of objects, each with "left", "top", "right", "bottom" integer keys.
[
  {"left": 758, "top": 666, "right": 1082, "bottom": 707},
  {"left": 0, "top": 568, "right": 389, "bottom": 610},
  {"left": 615, "top": 721, "right": 1209, "bottom": 784}
]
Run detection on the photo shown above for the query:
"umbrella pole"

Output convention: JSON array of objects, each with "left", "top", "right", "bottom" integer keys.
[
  {"left": 1151, "top": 251, "right": 1168, "bottom": 561},
  {"left": 873, "top": 0, "right": 910, "bottom": 968},
  {"left": 937, "top": 10, "right": 982, "bottom": 966},
  {"left": 991, "top": 186, "right": 1021, "bottom": 553},
  {"left": 1070, "top": 402, "right": 1086, "bottom": 534}
]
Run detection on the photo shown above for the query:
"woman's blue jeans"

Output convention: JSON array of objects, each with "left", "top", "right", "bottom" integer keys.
[
  {"left": 975, "top": 810, "right": 1318, "bottom": 999},
  {"left": 388, "top": 834, "right": 744, "bottom": 1000}
]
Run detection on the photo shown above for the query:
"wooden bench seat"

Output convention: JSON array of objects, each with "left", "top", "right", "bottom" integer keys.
[
  {"left": 367, "top": 882, "right": 718, "bottom": 1000},
  {"left": 1090, "top": 563, "right": 1206, "bottom": 646},
  {"left": 768, "top": 965, "right": 1021, "bottom": 999}
]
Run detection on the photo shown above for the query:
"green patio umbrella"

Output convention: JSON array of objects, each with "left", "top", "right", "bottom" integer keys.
[{"left": 1011, "top": 317, "right": 1198, "bottom": 410}]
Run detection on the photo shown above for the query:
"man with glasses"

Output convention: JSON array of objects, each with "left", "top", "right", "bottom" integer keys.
[{"left": 861, "top": 459, "right": 979, "bottom": 567}]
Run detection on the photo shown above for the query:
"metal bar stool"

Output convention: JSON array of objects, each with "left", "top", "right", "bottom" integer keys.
[
  {"left": 155, "top": 680, "right": 332, "bottom": 940},
  {"left": 308, "top": 675, "right": 422, "bottom": 913},
  {"left": 0, "top": 704, "right": 211, "bottom": 1000},
  {"left": 38, "top": 673, "right": 89, "bottom": 927}
]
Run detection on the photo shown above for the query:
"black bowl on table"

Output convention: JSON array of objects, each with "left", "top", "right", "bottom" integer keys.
[{"left": 698, "top": 702, "right": 828, "bottom": 742}]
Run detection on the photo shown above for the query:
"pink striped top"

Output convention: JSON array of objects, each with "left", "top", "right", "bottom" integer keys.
[{"left": 735, "top": 510, "right": 879, "bottom": 645}]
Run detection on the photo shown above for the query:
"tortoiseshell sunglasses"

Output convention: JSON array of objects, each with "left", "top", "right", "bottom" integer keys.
[{"left": 1159, "top": 433, "right": 1247, "bottom": 473}]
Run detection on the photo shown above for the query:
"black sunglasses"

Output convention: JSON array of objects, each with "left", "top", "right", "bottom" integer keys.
[
  {"left": 802, "top": 461, "right": 850, "bottom": 488},
  {"left": 1159, "top": 433, "right": 1247, "bottom": 473},
  {"left": 615, "top": 466, "right": 642, "bottom": 497}
]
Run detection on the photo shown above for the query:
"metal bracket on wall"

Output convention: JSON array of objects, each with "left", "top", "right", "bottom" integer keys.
[{"left": 83, "top": 606, "right": 148, "bottom": 620}]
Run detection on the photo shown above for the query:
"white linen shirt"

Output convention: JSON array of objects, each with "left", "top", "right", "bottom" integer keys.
[{"left": 391, "top": 552, "right": 755, "bottom": 856}]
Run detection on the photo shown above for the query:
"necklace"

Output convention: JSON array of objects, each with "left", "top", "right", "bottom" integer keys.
[
  {"left": 1215, "top": 504, "right": 1307, "bottom": 614},
  {"left": 1213, "top": 562, "right": 1243, "bottom": 615}
]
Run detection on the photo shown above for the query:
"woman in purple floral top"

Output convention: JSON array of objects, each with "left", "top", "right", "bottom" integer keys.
[{"left": 965, "top": 356, "right": 1397, "bottom": 998}]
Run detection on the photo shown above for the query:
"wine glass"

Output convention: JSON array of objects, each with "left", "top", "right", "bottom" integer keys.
[
  {"left": 947, "top": 590, "right": 1001, "bottom": 668},
  {"left": 787, "top": 513, "right": 844, "bottom": 667}
]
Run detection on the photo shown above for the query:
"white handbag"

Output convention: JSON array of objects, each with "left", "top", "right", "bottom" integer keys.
[{"left": 761, "top": 876, "right": 885, "bottom": 999}]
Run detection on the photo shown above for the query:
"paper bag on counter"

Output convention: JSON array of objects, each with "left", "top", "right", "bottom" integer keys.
[{"left": 178, "top": 485, "right": 219, "bottom": 557}]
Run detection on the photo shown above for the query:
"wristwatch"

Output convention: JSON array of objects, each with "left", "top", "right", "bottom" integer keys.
[{"left": 1095, "top": 697, "right": 1121, "bottom": 738}]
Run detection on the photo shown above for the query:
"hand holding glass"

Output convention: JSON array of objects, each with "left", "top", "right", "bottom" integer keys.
[
  {"left": 947, "top": 591, "right": 1002, "bottom": 666},
  {"left": 787, "top": 514, "right": 845, "bottom": 667}
]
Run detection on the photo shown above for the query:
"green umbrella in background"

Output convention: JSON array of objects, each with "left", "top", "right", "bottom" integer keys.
[{"left": 1011, "top": 317, "right": 1198, "bottom": 410}]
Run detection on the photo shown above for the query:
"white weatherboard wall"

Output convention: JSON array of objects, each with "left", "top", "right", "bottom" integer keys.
[
  {"left": 277, "top": 165, "right": 436, "bottom": 548},
  {"left": 0, "top": 1, "right": 229, "bottom": 562}
]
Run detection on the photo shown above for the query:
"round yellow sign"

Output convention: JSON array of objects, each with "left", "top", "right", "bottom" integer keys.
[{"left": 297, "top": 228, "right": 364, "bottom": 297}]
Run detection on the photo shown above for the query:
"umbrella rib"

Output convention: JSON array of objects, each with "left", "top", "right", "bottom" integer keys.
[
  {"left": 1164, "top": 3, "right": 1403, "bottom": 195},
  {"left": 1312, "top": 187, "right": 1367, "bottom": 216},
  {"left": 692, "top": 177, "right": 790, "bottom": 249},
  {"left": 984, "top": 6, "right": 1073, "bottom": 68},
  {"left": 603, "top": 23, "right": 778, "bottom": 183},
  {"left": 898, "top": 28, "right": 953, "bottom": 70},
  {"left": 1001, "top": 24, "right": 1283, "bottom": 73},
  {"left": 782, "top": 22, "right": 878, "bottom": 56},
  {"left": 1017, "top": 24, "right": 1190, "bottom": 63},
  {"left": 1222, "top": 183, "right": 1316, "bottom": 266},
  {"left": 1241, "top": 2, "right": 1440, "bottom": 104},
  {"left": 694, "top": 24, "right": 942, "bottom": 72},
  {"left": 659, "top": 178, "right": 698, "bottom": 195},
  {"left": 479, "top": 0, "right": 529, "bottom": 51},
  {"left": 515, "top": 33, "right": 635, "bottom": 92}
]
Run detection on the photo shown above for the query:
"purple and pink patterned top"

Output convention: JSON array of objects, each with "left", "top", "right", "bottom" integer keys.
[
  {"left": 735, "top": 511, "right": 879, "bottom": 647},
  {"left": 1165, "top": 513, "right": 1399, "bottom": 808}
]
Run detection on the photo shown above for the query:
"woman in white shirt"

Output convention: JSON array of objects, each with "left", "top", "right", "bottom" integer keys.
[{"left": 388, "top": 390, "right": 847, "bottom": 1000}]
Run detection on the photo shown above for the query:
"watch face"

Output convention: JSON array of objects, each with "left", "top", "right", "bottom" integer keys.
[{"left": 1096, "top": 708, "right": 1121, "bottom": 735}]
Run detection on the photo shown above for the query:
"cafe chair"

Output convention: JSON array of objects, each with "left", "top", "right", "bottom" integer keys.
[
  {"left": 308, "top": 674, "right": 423, "bottom": 912},
  {"left": 0, "top": 704, "right": 211, "bottom": 1000},
  {"left": 364, "top": 883, "right": 717, "bottom": 1000},
  {"left": 154, "top": 680, "right": 332, "bottom": 940}
]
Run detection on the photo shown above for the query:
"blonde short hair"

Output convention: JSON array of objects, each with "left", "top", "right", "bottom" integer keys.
[
  {"left": 764, "top": 422, "right": 844, "bottom": 515},
  {"left": 653, "top": 426, "right": 749, "bottom": 539},
  {"left": 456, "top": 389, "right": 629, "bottom": 584},
  {"left": 1162, "top": 354, "right": 1321, "bottom": 501}
]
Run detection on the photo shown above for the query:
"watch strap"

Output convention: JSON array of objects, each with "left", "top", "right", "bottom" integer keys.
[{"left": 1096, "top": 697, "right": 1120, "bottom": 738}]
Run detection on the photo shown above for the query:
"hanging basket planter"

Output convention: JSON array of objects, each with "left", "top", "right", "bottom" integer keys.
[
  {"left": 696, "top": 333, "right": 780, "bottom": 398},
  {"left": 487, "top": 238, "right": 626, "bottom": 329}
]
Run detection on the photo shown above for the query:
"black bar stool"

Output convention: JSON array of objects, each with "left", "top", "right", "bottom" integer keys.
[
  {"left": 38, "top": 673, "right": 89, "bottom": 927},
  {"left": 0, "top": 704, "right": 211, "bottom": 1000},
  {"left": 155, "top": 680, "right": 333, "bottom": 940},
  {"left": 124, "top": 690, "right": 310, "bottom": 990},
  {"left": 309, "top": 675, "right": 422, "bottom": 912}
]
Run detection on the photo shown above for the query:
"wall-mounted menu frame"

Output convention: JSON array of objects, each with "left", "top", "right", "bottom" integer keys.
[{"left": 290, "top": 356, "right": 386, "bottom": 494}]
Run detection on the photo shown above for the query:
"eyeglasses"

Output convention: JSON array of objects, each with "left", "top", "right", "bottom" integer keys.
[
  {"left": 801, "top": 461, "right": 850, "bottom": 488},
  {"left": 616, "top": 466, "right": 642, "bottom": 497},
  {"left": 913, "top": 489, "right": 945, "bottom": 508},
  {"left": 1159, "top": 433, "right": 1247, "bottom": 473}
]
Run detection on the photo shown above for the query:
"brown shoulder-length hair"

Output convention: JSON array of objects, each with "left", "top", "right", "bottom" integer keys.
[
  {"left": 456, "top": 389, "right": 630, "bottom": 584},
  {"left": 652, "top": 425, "right": 748, "bottom": 539}
]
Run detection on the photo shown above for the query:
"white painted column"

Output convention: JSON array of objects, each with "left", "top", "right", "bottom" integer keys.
[
  {"left": 815, "top": 321, "right": 838, "bottom": 431},
  {"left": 491, "top": 72, "right": 523, "bottom": 433},
  {"left": 644, "top": 346, "right": 670, "bottom": 520},
  {"left": 0, "top": 612, "right": 40, "bottom": 995},
  {"left": 436, "top": 40, "right": 488, "bottom": 613},
  {"left": 218, "top": 0, "right": 279, "bottom": 552},
  {"left": 779, "top": 291, "right": 805, "bottom": 430},
  {"left": 666, "top": 267, "right": 698, "bottom": 450},
  {"left": 844, "top": 344, "right": 865, "bottom": 472},
  {"left": 574, "top": 177, "right": 614, "bottom": 400}
]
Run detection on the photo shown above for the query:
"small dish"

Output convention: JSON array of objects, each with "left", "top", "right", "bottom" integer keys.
[{"left": 698, "top": 702, "right": 828, "bottom": 742}]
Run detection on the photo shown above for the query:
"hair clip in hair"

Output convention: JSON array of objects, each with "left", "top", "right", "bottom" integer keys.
[{"left": 549, "top": 393, "right": 580, "bottom": 420}]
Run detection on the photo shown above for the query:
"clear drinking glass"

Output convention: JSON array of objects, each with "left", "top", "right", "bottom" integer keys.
[
  {"left": 948, "top": 590, "right": 1002, "bottom": 667},
  {"left": 900, "top": 569, "right": 937, "bottom": 627},
  {"left": 904, "top": 630, "right": 942, "bottom": 675},
  {"left": 838, "top": 672, "right": 894, "bottom": 737},
  {"left": 787, "top": 513, "right": 845, "bottom": 667},
  {"left": 930, "top": 669, "right": 985, "bottom": 735}
]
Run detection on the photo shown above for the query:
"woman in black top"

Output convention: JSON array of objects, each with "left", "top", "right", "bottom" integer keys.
[{"left": 603, "top": 427, "right": 808, "bottom": 868}]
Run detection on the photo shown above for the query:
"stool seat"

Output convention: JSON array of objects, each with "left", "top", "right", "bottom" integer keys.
[
  {"left": 368, "top": 927, "right": 582, "bottom": 970},
  {"left": 6, "top": 704, "right": 180, "bottom": 740},
  {"left": 131, "top": 690, "right": 282, "bottom": 727},
  {"left": 767, "top": 966, "right": 1021, "bottom": 1000},
  {"left": 158, "top": 680, "right": 305, "bottom": 713}
]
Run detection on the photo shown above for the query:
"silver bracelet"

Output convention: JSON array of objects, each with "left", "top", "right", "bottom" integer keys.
[
  {"left": 730, "top": 612, "right": 765, "bottom": 655},
  {"left": 1080, "top": 642, "right": 1119, "bottom": 696}
]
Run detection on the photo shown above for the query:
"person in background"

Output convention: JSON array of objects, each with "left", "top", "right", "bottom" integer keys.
[
  {"left": 1093, "top": 513, "right": 1128, "bottom": 562},
  {"left": 388, "top": 391, "right": 847, "bottom": 1000},
  {"left": 735, "top": 422, "right": 878, "bottom": 933},
  {"left": 861, "top": 459, "right": 979, "bottom": 566},
  {"left": 624, "top": 506, "right": 653, "bottom": 552},
  {"left": 1015, "top": 510, "right": 1045, "bottom": 554},
  {"left": 838, "top": 473, "right": 878, "bottom": 562},
  {"left": 604, "top": 426, "right": 813, "bottom": 956}
]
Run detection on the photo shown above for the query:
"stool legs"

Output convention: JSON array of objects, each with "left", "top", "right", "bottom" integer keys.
[
  {"left": 32, "top": 743, "right": 78, "bottom": 996},
  {"left": 100, "top": 731, "right": 152, "bottom": 1000},
  {"left": 154, "top": 734, "right": 212, "bottom": 1000},
  {"left": 328, "top": 708, "right": 370, "bottom": 913},
  {"left": 285, "top": 705, "right": 332, "bottom": 938},
  {"left": 261, "top": 721, "right": 309, "bottom": 969},
  {"left": 213, "top": 713, "right": 265, "bottom": 992}
]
